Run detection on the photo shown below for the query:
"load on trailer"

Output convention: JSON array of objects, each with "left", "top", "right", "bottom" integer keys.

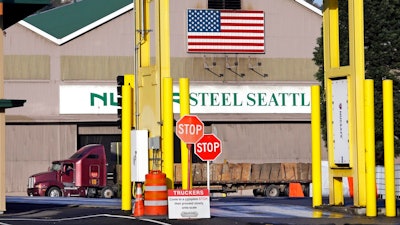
[
  {"left": 27, "top": 144, "right": 116, "bottom": 198},
  {"left": 176, "top": 162, "right": 312, "bottom": 197}
]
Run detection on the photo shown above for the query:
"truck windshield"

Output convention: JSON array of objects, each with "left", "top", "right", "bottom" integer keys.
[{"left": 50, "top": 162, "right": 62, "bottom": 171}]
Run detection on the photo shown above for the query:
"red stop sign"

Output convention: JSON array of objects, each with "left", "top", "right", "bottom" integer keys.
[
  {"left": 176, "top": 115, "right": 204, "bottom": 144},
  {"left": 195, "top": 134, "right": 222, "bottom": 161}
]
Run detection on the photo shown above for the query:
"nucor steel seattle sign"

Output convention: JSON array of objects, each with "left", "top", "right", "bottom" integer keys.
[
  {"left": 172, "top": 84, "right": 311, "bottom": 114},
  {"left": 59, "top": 84, "right": 311, "bottom": 114}
]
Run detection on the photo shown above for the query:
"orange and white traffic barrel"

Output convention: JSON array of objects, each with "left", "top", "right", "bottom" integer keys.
[{"left": 144, "top": 170, "right": 168, "bottom": 216}]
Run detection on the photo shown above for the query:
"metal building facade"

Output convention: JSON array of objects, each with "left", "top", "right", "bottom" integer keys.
[{"left": 3, "top": 0, "right": 324, "bottom": 195}]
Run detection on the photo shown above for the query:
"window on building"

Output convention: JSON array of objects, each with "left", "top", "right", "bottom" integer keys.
[{"left": 208, "top": 0, "right": 241, "bottom": 9}]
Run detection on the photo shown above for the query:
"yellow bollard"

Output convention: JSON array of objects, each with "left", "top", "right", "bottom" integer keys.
[
  {"left": 162, "top": 77, "right": 174, "bottom": 189},
  {"left": 383, "top": 79, "right": 396, "bottom": 217},
  {"left": 179, "top": 78, "right": 191, "bottom": 190},
  {"left": 311, "top": 85, "right": 322, "bottom": 207},
  {"left": 364, "top": 79, "right": 376, "bottom": 217},
  {"left": 121, "top": 77, "right": 133, "bottom": 211}
]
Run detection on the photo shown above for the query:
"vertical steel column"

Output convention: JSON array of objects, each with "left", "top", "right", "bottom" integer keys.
[
  {"left": 121, "top": 76, "right": 133, "bottom": 211},
  {"left": 383, "top": 80, "right": 396, "bottom": 217},
  {"left": 311, "top": 85, "right": 322, "bottom": 207},
  {"left": 158, "top": 0, "right": 173, "bottom": 186},
  {"left": 179, "top": 78, "right": 191, "bottom": 190},
  {"left": 349, "top": 0, "right": 366, "bottom": 206},
  {"left": 323, "top": 0, "right": 345, "bottom": 206},
  {"left": 364, "top": 79, "right": 376, "bottom": 217},
  {"left": 162, "top": 77, "right": 174, "bottom": 189}
]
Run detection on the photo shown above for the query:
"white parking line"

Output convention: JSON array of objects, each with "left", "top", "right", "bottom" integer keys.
[{"left": 0, "top": 214, "right": 172, "bottom": 225}]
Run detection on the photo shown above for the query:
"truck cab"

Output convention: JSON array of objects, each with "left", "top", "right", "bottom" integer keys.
[{"left": 27, "top": 144, "right": 115, "bottom": 198}]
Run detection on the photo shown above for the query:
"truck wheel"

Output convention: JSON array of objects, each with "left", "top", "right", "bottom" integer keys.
[
  {"left": 87, "top": 187, "right": 97, "bottom": 198},
  {"left": 264, "top": 185, "right": 280, "bottom": 197},
  {"left": 101, "top": 186, "right": 114, "bottom": 198},
  {"left": 47, "top": 187, "right": 62, "bottom": 197}
]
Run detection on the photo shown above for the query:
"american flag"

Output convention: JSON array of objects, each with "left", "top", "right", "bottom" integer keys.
[{"left": 187, "top": 9, "right": 265, "bottom": 53}]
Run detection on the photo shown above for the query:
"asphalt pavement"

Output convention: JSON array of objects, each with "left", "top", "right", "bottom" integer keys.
[{"left": 0, "top": 196, "right": 400, "bottom": 225}]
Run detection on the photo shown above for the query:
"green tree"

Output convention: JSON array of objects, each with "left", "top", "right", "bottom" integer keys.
[{"left": 313, "top": 0, "right": 400, "bottom": 164}]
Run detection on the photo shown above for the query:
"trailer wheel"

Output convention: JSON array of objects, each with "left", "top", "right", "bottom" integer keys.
[
  {"left": 264, "top": 185, "right": 280, "bottom": 197},
  {"left": 47, "top": 187, "right": 62, "bottom": 197},
  {"left": 253, "top": 188, "right": 264, "bottom": 197},
  {"left": 101, "top": 186, "right": 114, "bottom": 198},
  {"left": 302, "top": 184, "right": 309, "bottom": 197}
]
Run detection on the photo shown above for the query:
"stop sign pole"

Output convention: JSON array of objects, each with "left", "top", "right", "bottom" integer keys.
[{"left": 195, "top": 134, "right": 222, "bottom": 191}]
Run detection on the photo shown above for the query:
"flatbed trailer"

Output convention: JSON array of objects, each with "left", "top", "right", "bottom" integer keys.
[{"left": 174, "top": 162, "right": 312, "bottom": 197}]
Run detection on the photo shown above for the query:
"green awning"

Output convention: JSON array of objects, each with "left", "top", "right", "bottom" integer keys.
[
  {"left": 21, "top": 0, "right": 133, "bottom": 45},
  {"left": 0, "top": 99, "right": 26, "bottom": 109}
]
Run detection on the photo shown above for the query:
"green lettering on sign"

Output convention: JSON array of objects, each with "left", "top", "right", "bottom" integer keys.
[
  {"left": 258, "top": 93, "right": 268, "bottom": 106},
  {"left": 246, "top": 93, "right": 256, "bottom": 106},
  {"left": 268, "top": 93, "right": 278, "bottom": 106},
  {"left": 233, "top": 93, "right": 243, "bottom": 106},
  {"left": 301, "top": 93, "right": 310, "bottom": 106},
  {"left": 91, "top": 93, "right": 107, "bottom": 106}
]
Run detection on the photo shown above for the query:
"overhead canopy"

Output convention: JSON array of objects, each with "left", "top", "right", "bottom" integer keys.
[
  {"left": 1, "top": 0, "right": 50, "bottom": 29},
  {"left": 0, "top": 99, "right": 26, "bottom": 108}
]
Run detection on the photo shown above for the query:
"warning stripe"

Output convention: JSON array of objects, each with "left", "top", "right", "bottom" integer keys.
[
  {"left": 144, "top": 200, "right": 168, "bottom": 206},
  {"left": 145, "top": 185, "right": 167, "bottom": 191}
]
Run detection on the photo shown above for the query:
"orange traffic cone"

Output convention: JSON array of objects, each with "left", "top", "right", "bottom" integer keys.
[
  {"left": 133, "top": 183, "right": 144, "bottom": 217},
  {"left": 288, "top": 183, "right": 304, "bottom": 197}
]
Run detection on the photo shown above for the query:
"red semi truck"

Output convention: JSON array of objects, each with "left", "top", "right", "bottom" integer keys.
[{"left": 27, "top": 144, "right": 116, "bottom": 198}]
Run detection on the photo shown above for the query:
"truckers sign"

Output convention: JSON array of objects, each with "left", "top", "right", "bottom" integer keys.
[
  {"left": 176, "top": 115, "right": 204, "bottom": 144},
  {"left": 195, "top": 134, "right": 222, "bottom": 161}
]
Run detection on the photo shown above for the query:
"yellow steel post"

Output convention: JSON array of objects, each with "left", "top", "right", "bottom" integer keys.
[
  {"left": 323, "top": 0, "right": 344, "bottom": 206},
  {"left": 136, "top": 0, "right": 151, "bottom": 67},
  {"left": 331, "top": 178, "right": 344, "bottom": 205},
  {"left": 136, "top": 0, "right": 161, "bottom": 171},
  {"left": 158, "top": 0, "right": 170, "bottom": 76},
  {"left": 179, "top": 78, "right": 191, "bottom": 190},
  {"left": 136, "top": 0, "right": 171, "bottom": 174},
  {"left": 364, "top": 79, "right": 376, "bottom": 217},
  {"left": 158, "top": 0, "right": 172, "bottom": 180},
  {"left": 323, "top": 0, "right": 340, "bottom": 70},
  {"left": 311, "top": 85, "right": 322, "bottom": 207},
  {"left": 162, "top": 77, "right": 174, "bottom": 189},
  {"left": 383, "top": 80, "right": 396, "bottom": 217},
  {"left": 121, "top": 75, "right": 133, "bottom": 211},
  {"left": 349, "top": 0, "right": 366, "bottom": 207}
]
